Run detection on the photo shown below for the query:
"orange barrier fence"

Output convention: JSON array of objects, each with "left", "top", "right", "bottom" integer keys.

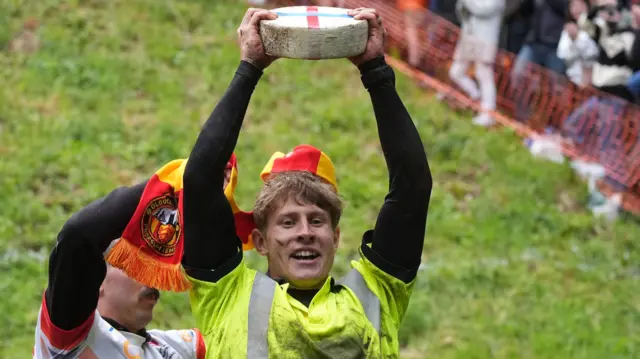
[{"left": 268, "top": 0, "right": 640, "bottom": 215}]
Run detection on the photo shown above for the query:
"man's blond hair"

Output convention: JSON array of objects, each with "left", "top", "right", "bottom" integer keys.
[{"left": 253, "top": 171, "right": 344, "bottom": 231}]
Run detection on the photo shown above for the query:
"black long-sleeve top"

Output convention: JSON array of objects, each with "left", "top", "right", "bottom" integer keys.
[
  {"left": 45, "top": 180, "right": 147, "bottom": 330},
  {"left": 181, "top": 57, "right": 432, "bottom": 287}
]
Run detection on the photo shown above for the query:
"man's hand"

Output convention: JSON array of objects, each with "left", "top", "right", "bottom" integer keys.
[
  {"left": 565, "top": 22, "right": 579, "bottom": 40},
  {"left": 347, "top": 8, "right": 387, "bottom": 67},
  {"left": 237, "top": 8, "right": 278, "bottom": 70}
]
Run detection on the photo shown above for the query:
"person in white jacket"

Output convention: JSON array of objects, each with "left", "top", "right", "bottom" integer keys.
[
  {"left": 557, "top": 21, "right": 600, "bottom": 86},
  {"left": 448, "top": 0, "right": 506, "bottom": 127},
  {"left": 557, "top": 0, "right": 600, "bottom": 86}
]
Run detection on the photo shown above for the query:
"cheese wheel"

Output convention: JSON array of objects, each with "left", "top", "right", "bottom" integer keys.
[{"left": 260, "top": 6, "right": 368, "bottom": 60}]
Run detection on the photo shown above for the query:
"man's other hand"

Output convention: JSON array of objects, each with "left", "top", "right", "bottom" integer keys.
[
  {"left": 238, "top": 8, "right": 278, "bottom": 70},
  {"left": 347, "top": 8, "right": 387, "bottom": 67}
]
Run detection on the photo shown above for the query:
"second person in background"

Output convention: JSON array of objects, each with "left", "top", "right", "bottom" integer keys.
[{"left": 448, "top": 0, "right": 506, "bottom": 127}]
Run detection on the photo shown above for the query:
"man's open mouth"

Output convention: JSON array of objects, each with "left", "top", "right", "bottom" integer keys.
[{"left": 291, "top": 250, "right": 320, "bottom": 261}]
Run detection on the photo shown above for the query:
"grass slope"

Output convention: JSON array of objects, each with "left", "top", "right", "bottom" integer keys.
[{"left": 1, "top": 0, "right": 639, "bottom": 358}]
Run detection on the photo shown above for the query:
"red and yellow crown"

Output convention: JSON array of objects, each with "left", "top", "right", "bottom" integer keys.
[{"left": 260, "top": 144, "right": 338, "bottom": 191}]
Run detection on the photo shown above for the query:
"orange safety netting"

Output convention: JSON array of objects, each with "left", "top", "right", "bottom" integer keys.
[{"left": 268, "top": 0, "right": 640, "bottom": 215}]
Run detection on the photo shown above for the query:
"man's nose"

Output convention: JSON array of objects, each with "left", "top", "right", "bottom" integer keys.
[{"left": 296, "top": 221, "right": 315, "bottom": 242}]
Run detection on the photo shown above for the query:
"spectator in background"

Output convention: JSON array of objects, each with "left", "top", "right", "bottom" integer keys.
[
  {"left": 398, "top": 0, "right": 429, "bottom": 67},
  {"left": 630, "top": 70, "right": 640, "bottom": 100},
  {"left": 563, "top": 0, "right": 639, "bottom": 142},
  {"left": 503, "top": 0, "right": 534, "bottom": 54},
  {"left": 426, "top": 0, "right": 460, "bottom": 61},
  {"left": 628, "top": 2, "right": 640, "bottom": 102},
  {"left": 431, "top": 0, "right": 461, "bottom": 26},
  {"left": 513, "top": 0, "right": 568, "bottom": 75},
  {"left": 448, "top": 0, "right": 506, "bottom": 126},
  {"left": 561, "top": 0, "right": 639, "bottom": 205},
  {"left": 557, "top": 0, "right": 600, "bottom": 86},
  {"left": 510, "top": 0, "right": 567, "bottom": 122},
  {"left": 579, "top": 0, "right": 640, "bottom": 101}
]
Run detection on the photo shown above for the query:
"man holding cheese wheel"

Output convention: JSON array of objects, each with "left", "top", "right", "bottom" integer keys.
[{"left": 181, "top": 7, "right": 433, "bottom": 358}]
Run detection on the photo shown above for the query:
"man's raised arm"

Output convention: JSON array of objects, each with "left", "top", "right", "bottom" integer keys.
[
  {"left": 348, "top": 9, "right": 433, "bottom": 284},
  {"left": 45, "top": 182, "right": 146, "bottom": 330},
  {"left": 182, "top": 9, "right": 278, "bottom": 280}
]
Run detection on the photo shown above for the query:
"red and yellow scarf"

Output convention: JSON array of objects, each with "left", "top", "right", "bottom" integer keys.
[
  {"left": 107, "top": 145, "right": 336, "bottom": 293},
  {"left": 105, "top": 154, "right": 255, "bottom": 292}
]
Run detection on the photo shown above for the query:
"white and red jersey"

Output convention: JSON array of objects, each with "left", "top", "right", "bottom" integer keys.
[{"left": 34, "top": 296, "right": 206, "bottom": 359}]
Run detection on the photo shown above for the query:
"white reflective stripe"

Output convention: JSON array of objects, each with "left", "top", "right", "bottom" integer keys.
[
  {"left": 247, "top": 272, "right": 276, "bottom": 359},
  {"left": 336, "top": 269, "right": 381, "bottom": 334}
]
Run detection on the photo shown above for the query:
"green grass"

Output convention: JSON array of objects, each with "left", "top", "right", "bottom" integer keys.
[{"left": 1, "top": 0, "right": 639, "bottom": 358}]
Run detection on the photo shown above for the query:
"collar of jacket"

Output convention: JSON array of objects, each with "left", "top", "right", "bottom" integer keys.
[{"left": 102, "top": 317, "right": 152, "bottom": 344}]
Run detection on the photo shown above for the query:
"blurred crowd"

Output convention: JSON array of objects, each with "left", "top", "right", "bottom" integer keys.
[
  {"left": 404, "top": 0, "right": 640, "bottom": 219},
  {"left": 268, "top": 0, "right": 640, "bottom": 125},
  {"left": 395, "top": 0, "right": 640, "bottom": 124},
  {"left": 401, "top": 0, "right": 640, "bottom": 218},
  {"left": 249, "top": 0, "right": 640, "bottom": 218}
]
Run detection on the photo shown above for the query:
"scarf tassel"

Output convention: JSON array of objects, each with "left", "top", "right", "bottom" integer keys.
[{"left": 105, "top": 238, "right": 192, "bottom": 292}]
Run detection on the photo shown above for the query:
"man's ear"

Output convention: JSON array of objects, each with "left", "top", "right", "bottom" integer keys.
[
  {"left": 333, "top": 226, "right": 341, "bottom": 249},
  {"left": 252, "top": 228, "right": 268, "bottom": 256}
]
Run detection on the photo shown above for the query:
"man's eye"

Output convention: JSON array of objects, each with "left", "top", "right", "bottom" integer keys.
[
  {"left": 282, "top": 219, "right": 295, "bottom": 226},
  {"left": 310, "top": 218, "right": 324, "bottom": 225}
]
